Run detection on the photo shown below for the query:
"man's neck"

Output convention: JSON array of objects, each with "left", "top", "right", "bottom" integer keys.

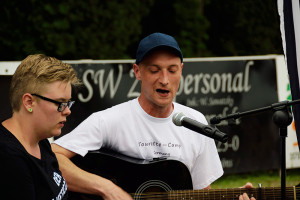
[{"left": 138, "top": 97, "right": 174, "bottom": 118}]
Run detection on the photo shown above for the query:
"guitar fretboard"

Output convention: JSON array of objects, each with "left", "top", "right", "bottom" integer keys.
[{"left": 131, "top": 186, "right": 299, "bottom": 200}]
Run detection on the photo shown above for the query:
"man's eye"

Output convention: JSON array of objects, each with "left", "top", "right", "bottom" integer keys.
[
  {"left": 149, "top": 68, "right": 159, "bottom": 73},
  {"left": 169, "top": 69, "right": 178, "bottom": 73}
]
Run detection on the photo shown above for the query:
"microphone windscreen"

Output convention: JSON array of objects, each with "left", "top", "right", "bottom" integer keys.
[
  {"left": 172, "top": 112, "right": 185, "bottom": 126},
  {"left": 210, "top": 116, "right": 221, "bottom": 124}
]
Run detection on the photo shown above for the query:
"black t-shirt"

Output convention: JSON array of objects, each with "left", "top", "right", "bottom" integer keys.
[{"left": 0, "top": 123, "right": 68, "bottom": 200}]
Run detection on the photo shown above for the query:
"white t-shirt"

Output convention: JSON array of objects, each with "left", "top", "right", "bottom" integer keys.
[{"left": 54, "top": 98, "right": 223, "bottom": 189}]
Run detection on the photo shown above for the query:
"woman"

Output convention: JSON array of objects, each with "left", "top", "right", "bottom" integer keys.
[{"left": 0, "top": 54, "right": 81, "bottom": 199}]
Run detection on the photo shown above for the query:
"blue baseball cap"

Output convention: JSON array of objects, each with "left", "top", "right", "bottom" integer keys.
[{"left": 135, "top": 33, "right": 183, "bottom": 64}]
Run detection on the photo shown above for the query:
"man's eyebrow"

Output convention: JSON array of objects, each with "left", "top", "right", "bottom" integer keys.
[
  {"left": 148, "top": 64, "right": 160, "bottom": 68},
  {"left": 146, "top": 64, "right": 179, "bottom": 67}
]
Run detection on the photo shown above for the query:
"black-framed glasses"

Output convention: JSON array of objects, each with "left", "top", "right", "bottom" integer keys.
[{"left": 31, "top": 94, "right": 75, "bottom": 112}]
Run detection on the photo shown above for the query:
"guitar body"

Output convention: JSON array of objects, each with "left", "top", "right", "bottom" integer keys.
[
  {"left": 69, "top": 149, "right": 193, "bottom": 200},
  {"left": 68, "top": 149, "right": 300, "bottom": 200}
]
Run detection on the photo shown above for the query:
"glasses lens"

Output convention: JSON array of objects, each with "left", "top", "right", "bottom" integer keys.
[
  {"left": 58, "top": 103, "right": 66, "bottom": 112},
  {"left": 58, "top": 101, "right": 75, "bottom": 112},
  {"left": 68, "top": 101, "right": 75, "bottom": 109}
]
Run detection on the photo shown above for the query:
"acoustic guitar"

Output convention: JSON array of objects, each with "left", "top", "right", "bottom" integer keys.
[{"left": 69, "top": 149, "right": 299, "bottom": 200}]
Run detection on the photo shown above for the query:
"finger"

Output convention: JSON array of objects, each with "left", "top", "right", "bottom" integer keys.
[
  {"left": 243, "top": 193, "right": 250, "bottom": 200},
  {"left": 243, "top": 182, "right": 253, "bottom": 188}
]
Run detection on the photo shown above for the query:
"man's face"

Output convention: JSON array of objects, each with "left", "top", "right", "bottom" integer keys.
[{"left": 133, "top": 49, "right": 183, "bottom": 111}]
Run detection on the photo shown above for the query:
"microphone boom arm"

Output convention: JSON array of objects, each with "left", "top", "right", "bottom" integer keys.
[{"left": 210, "top": 100, "right": 298, "bottom": 124}]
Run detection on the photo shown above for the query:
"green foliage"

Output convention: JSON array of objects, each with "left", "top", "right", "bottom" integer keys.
[
  {"left": 136, "top": 0, "right": 210, "bottom": 57},
  {"left": 204, "top": 0, "right": 283, "bottom": 56},
  {"left": 174, "top": 0, "right": 210, "bottom": 57},
  {"left": 0, "top": 0, "right": 283, "bottom": 60},
  {"left": 0, "top": 0, "right": 151, "bottom": 60}
]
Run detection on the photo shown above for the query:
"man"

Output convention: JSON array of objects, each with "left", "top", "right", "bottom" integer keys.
[{"left": 52, "top": 33, "right": 253, "bottom": 200}]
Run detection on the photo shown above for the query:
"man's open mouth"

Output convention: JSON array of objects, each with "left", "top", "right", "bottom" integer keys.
[{"left": 156, "top": 89, "right": 169, "bottom": 94}]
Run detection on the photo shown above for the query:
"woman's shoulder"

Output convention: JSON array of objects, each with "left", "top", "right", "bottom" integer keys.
[{"left": 0, "top": 131, "right": 24, "bottom": 156}]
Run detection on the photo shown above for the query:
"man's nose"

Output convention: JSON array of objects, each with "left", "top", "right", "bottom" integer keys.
[{"left": 159, "top": 70, "right": 169, "bottom": 85}]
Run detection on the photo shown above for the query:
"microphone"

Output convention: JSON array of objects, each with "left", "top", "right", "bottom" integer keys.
[
  {"left": 172, "top": 112, "right": 228, "bottom": 143},
  {"left": 210, "top": 116, "right": 222, "bottom": 124}
]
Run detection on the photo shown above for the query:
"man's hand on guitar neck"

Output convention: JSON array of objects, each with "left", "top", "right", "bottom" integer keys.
[
  {"left": 239, "top": 182, "right": 256, "bottom": 200},
  {"left": 241, "top": 182, "right": 253, "bottom": 188},
  {"left": 239, "top": 193, "right": 255, "bottom": 200}
]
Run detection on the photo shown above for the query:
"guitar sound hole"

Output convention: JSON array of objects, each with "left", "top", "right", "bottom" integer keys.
[
  {"left": 134, "top": 180, "right": 172, "bottom": 200},
  {"left": 144, "top": 186, "right": 164, "bottom": 193}
]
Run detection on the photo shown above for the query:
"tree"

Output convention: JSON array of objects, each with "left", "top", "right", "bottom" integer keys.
[
  {"left": 0, "top": 0, "right": 283, "bottom": 60},
  {"left": 204, "top": 0, "right": 283, "bottom": 56},
  {"left": 138, "top": 0, "right": 210, "bottom": 57},
  {"left": 0, "top": 0, "right": 152, "bottom": 60}
]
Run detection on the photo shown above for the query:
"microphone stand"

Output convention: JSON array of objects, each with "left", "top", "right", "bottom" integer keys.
[{"left": 210, "top": 99, "right": 300, "bottom": 200}]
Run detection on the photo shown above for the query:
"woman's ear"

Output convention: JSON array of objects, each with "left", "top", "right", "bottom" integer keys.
[{"left": 23, "top": 93, "right": 34, "bottom": 113}]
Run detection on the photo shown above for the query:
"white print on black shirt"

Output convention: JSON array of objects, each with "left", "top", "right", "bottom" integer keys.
[
  {"left": 52, "top": 180, "right": 67, "bottom": 200},
  {"left": 53, "top": 172, "right": 62, "bottom": 186}
]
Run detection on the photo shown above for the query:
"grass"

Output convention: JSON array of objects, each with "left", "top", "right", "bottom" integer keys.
[{"left": 211, "top": 168, "right": 300, "bottom": 189}]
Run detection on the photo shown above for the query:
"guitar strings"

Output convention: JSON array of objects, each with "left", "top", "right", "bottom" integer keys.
[{"left": 128, "top": 187, "right": 299, "bottom": 199}]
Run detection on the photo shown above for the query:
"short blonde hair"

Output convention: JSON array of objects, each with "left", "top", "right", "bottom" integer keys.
[{"left": 9, "top": 54, "right": 81, "bottom": 111}]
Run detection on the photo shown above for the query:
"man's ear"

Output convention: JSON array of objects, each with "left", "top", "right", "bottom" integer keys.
[
  {"left": 22, "top": 93, "right": 34, "bottom": 112},
  {"left": 133, "top": 64, "right": 142, "bottom": 81}
]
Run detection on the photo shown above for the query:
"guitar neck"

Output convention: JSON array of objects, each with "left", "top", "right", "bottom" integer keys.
[{"left": 133, "top": 186, "right": 299, "bottom": 200}]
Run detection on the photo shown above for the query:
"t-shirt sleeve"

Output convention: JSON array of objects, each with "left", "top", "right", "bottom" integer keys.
[
  {"left": 190, "top": 136, "right": 224, "bottom": 189},
  {"left": 53, "top": 112, "right": 106, "bottom": 156}
]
